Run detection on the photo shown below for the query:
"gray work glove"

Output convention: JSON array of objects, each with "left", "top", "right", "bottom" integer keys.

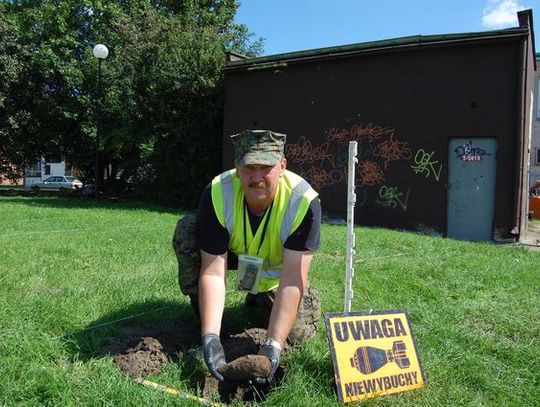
[
  {"left": 254, "top": 339, "right": 281, "bottom": 384},
  {"left": 201, "top": 333, "right": 226, "bottom": 381}
]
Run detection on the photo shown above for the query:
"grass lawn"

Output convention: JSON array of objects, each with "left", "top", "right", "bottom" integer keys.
[
  {"left": 529, "top": 219, "right": 540, "bottom": 233},
  {"left": 1, "top": 196, "right": 539, "bottom": 406}
]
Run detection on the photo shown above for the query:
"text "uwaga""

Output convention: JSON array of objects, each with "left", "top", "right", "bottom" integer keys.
[{"left": 334, "top": 318, "right": 406, "bottom": 341}]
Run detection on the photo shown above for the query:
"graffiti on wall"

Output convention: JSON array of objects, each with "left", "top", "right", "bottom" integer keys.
[
  {"left": 454, "top": 140, "right": 491, "bottom": 162},
  {"left": 286, "top": 123, "right": 413, "bottom": 191},
  {"left": 410, "top": 149, "right": 442, "bottom": 182},
  {"left": 358, "top": 160, "right": 385, "bottom": 187},
  {"left": 374, "top": 133, "right": 412, "bottom": 169},
  {"left": 325, "top": 123, "right": 396, "bottom": 143},
  {"left": 284, "top": 121, "right": 445, "bottom": 213},
  {"left": 375, "top": 185, "right": 411, "bottom": 211},
  {"left": 286, "top": 136, "right": 335, "bottom": 168}
]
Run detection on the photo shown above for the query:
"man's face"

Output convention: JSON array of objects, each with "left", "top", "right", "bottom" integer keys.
[{"left": 236, "top": 159, "right": 287, "bottom": 209}]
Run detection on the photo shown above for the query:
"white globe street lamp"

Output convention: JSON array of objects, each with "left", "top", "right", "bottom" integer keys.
[
  {"left": 92, "top": 44, "right": 108, "bottom": 199},
  {"left": 92, "top": 43, "right": 109, "bottom": 59}
]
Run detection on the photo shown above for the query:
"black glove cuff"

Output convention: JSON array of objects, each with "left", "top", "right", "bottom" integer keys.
[
  {"left": 263, "top": 338, "right": 282, "bottom": 351},
  {"left": 202, "top": 333, "right": 219, "bottom": 344}
]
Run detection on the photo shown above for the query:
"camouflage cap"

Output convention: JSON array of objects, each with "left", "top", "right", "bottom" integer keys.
[{"left": 230, "top": 129, "right": 286, "bottom": 166}]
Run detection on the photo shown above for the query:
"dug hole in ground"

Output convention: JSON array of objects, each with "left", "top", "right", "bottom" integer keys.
[{"left": 100, "top": 319, "right": 288, "bottom": 404}]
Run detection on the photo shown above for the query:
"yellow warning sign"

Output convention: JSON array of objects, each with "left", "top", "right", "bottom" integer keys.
[{"left": 324, "top": 310, "right": 425, "bottom": 403}]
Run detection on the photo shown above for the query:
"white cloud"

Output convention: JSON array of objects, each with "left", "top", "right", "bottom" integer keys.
[{"left": 482, "top": 0, "right": 525, "bottom": 28}]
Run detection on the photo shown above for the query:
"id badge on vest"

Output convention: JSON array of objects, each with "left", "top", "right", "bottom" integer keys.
[
  {"left": 236, "top": 254, "right": 263, "bottom": 294},
  {"left": 238, "top": 200, "right": 273, "bottom": 294}
]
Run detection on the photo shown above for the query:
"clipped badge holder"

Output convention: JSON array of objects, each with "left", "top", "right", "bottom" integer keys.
[{"left": 236, "top": 254, "right": 263, "bottom": 294}]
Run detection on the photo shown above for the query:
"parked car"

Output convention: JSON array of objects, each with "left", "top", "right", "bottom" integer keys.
[{"left": 30, "top": 176, "right": 83, "bottom": 192}]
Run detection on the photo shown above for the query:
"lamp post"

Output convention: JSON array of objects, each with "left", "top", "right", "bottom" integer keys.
[{"left": 92, "top": 43, "right": 108, "bottom": 199}]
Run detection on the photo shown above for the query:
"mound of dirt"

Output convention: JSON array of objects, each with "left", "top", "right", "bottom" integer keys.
[
  {"left": 113, "top": 337, "right": 167, "bottom": 378},
  {"left": 104, "top": 322, "right": 286, "bottom": 404}
]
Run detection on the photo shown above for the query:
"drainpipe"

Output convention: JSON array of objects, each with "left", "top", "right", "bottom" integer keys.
[{"left": 513, "top": 37, "right": 529, "bottom": 240}]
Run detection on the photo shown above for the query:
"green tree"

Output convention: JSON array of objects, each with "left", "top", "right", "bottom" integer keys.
[
  {"left": 0, "top": 10, "right": 26, "bottom": 181},
  {"left": 0, "top": 0, "right": 263, "bottom": 205}
]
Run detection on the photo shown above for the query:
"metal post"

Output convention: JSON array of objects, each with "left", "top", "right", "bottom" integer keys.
[
  {"left": 344, "top": 141, "right": 358, "bottom": 313},
  {"left": 95, "top": 58, "right": 102, "bottom": 200}
]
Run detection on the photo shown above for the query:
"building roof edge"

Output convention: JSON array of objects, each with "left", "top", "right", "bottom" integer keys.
[{"left": 224, "top": 28, "right": 530, "bottom": 72}]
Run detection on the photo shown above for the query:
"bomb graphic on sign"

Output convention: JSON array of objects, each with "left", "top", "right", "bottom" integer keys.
[
  {"left": 350, "top": 340, "right": 410, "bottom": 374},
  {"left": 325, "top": 311, "right": 426, "bottom": 402}
]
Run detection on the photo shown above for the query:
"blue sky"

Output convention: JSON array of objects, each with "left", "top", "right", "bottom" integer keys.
[{"left": 235, "top": 0, "right": 540, "bottom": 56}]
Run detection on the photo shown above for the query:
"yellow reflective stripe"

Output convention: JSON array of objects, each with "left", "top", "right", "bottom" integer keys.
[
  {"left": 211, "top": 169, "right": 237, "bottom": 231},
  {"left": 211, "top": 176, "right": 225, "bottom": 227},
  {"left": 280, "top": 178, "right": 316, "bottom": 243},
  {"left": 220, "top": 170, "right": 236, "bottom": 233},
  {"left": 290, "top": 188, "right": 318, "bottom": 234}
]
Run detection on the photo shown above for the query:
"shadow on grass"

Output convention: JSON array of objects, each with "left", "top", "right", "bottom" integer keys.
[
  {"left": 0, "top": 193, "right": 192, "bottom": 215},
  {"left": 65, "top": 300, "right": 197, "bottom": 361}
]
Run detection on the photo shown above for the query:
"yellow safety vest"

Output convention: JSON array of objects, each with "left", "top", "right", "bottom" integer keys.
[{"left": 211, "top": 169, "right": 318, "bottom": 292}]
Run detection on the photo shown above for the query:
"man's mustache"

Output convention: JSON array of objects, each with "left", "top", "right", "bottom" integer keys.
[{"left": 249, "top": 181, "right": 266, "bottom": 188}]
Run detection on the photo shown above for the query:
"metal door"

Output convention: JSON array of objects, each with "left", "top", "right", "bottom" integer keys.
[{"left": 446, "top": 138, "right": 497, "bottom": 241}]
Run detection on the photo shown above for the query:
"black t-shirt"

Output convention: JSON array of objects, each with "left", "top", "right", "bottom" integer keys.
[{"left": 196, "top": 183, "right": 321, "bottom": 255}]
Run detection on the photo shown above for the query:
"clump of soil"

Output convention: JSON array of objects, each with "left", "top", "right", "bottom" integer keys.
[
  {"left": 218, "top": 355, "right": 272, "bottom": 381},
  {"left": 113, "top": 337, "right": 167, "bottom": 378},
  {"left": 187, "top": 328, "right": 286, "bottom": 403},
  {"left": 102, "top": 321, "right": 286, "bottom": 404}
]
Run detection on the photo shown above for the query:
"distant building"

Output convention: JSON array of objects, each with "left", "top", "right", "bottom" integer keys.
[
  {"left": 222, "top": 10, "right": 536, "bottom": 242},
  {"left": 24, "top": 156, "right": 74, "bottom": 188},
  {"left": 530, "top": 53, "right": 540, "bottom": 187}
]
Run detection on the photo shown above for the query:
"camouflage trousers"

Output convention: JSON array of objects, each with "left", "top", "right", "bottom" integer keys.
[{"left": 172, "top": 213, "right": 321, "bottom": 345}]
